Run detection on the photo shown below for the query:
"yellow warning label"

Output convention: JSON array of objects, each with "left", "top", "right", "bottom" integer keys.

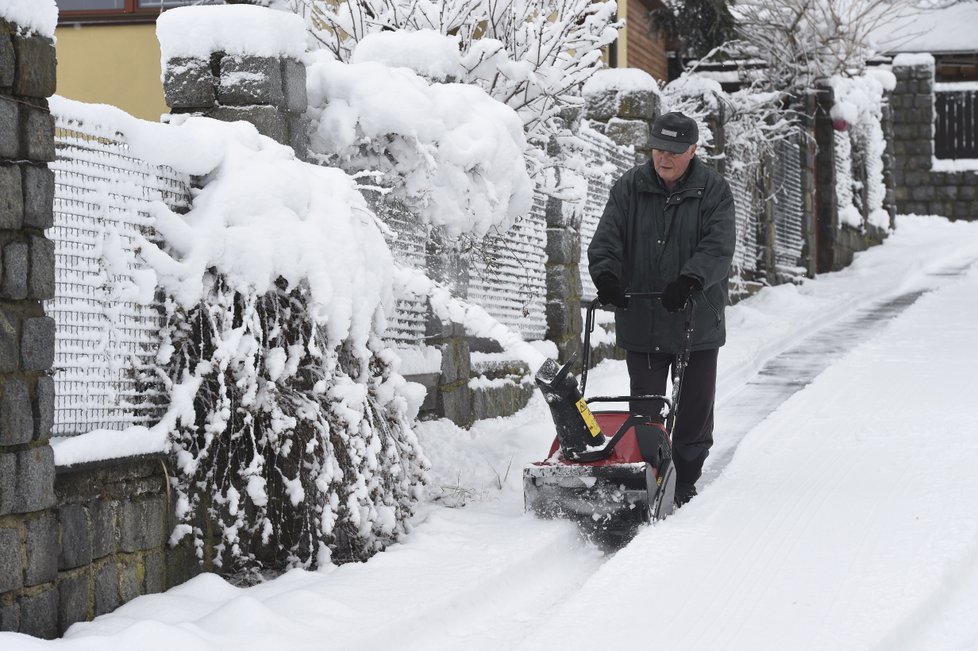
[{"left": 575, "top": 399, "right": 602, "bottom": 438}]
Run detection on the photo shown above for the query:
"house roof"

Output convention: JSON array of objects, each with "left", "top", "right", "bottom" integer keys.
[{"left": 871, "top": 1, "right": 978, "bottom": 55}]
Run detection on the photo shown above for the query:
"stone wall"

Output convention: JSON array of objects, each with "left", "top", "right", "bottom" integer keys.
[
  {"left": 163, "top": 50, "right": 308, "bottom": 159},
  {"left": 891, "top": 58, "right": 978, "bottom": 221},
  {"left": 0, "top": 18, "right": 200, "bottom": 639},
  {"left": 0, "top": 16, "right": 60, "bottom": 638}
]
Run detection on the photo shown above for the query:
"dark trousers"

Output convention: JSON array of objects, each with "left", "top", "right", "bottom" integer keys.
[{"left": 625, "top": 348, "right": 718, "bottom": 486}]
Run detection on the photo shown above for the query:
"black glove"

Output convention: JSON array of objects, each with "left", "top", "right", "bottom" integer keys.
[
  {"left": 661, "top": 275, "right": 700, "bottom": 313},
  {"left": 594, "top": 273, "right": 628, "bottom": 308}
]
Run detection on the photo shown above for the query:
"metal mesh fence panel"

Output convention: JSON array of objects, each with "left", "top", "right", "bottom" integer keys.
[
  {"left": 772, "top": 138, "right": 805, "bottom": 276},
  {"left": 467, "top": 194, "right": 548, "bottom": 341},
  {"left": 374, "top": 205, "right": 428, "bottom": 346},
  {"left": 578, "top": 128, "right": 636, "bottom": 301},
  {"left": 727, "top": 161, "right": 758, "bottom": 278},
  {"left": 49, "top": 110, "right": 190, "bottom": 437}
]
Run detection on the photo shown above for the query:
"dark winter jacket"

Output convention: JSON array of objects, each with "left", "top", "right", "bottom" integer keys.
[{"left": 588, "top": 157, "right": 736, "bottom": 354}]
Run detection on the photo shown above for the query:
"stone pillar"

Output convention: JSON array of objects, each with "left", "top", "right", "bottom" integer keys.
[
  {"left": 584, "top": 70, "right": 663, "bottom": 164},
  {"left": 813, "top": 84, "right": 843, "bottom": 273},
  {"left": 0, "top": 16, "right": 59, "bottom": 639},
  {"left": 890, "top": 57, "right": 936, "bottom": 217},
  {"left": 424, "top": 234, "right": 472, "bottom": 426},
  {"left": 543, "top": 138, "right": 584, "bottom": 367},
  {"left": 160, "top": 12, "right": 308, "bottom": 158}
]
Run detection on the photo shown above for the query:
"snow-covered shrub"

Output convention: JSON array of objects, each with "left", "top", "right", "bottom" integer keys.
[
  {"left": 119, "top": 114, "right": 431, "bottom": 573},
  {"left": 829, "top": 68, "right": 896, "bottom": 232},
  {"left": 304, "top": 48, "right": 533, "bottom": 240}
]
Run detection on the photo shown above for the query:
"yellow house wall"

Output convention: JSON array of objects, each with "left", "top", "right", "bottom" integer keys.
[{"left": 55, "top": 23, "right": 167, "bottom": 122}]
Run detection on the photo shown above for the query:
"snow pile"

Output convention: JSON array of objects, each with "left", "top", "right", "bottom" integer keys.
[
  {"left": 0, "top": 0, "right": 57, "bottom": 38},
  {"left": 156, "top": 4, "right": 306, "bottom": 63},
  {"left": 295, "top": 0, "right": 619, "bottom": 181},
  {"left": 830, "top": 68, "right": 896, "bottom": 231},
  {"left": 350, "top": 29, "right": 465, "bottom": 82},
  {"left": 306, "top": 48, "right": 532, "bottom": 239}
]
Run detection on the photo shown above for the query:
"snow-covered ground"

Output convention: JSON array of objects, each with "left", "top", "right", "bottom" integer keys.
[{"left": 5, "top": 214, "right": 978, "bottom": 650}]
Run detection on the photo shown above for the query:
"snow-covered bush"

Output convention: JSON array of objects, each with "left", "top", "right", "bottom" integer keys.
[
  {"left": 138, "top": 122, "right": 429, "bottom": 572},
  {"left": 829, "top": 68, "right": 896, "bottom": 231},
  {"left": 304, "top": 46, "right": 533, "bottom": 240}
]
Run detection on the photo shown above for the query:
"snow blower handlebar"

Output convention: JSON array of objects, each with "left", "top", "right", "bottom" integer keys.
[{"left": 581, "top": 292, "right": 695, "bottom": 433}]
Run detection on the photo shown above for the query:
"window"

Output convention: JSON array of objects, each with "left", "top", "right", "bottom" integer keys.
[{"left": 56, "top": 0, "right": 218, "bottom": 24}]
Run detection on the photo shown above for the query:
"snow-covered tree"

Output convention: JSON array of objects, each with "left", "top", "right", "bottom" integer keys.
[{"left": 287, "top": 0, "right": 620, "bottom": 177}]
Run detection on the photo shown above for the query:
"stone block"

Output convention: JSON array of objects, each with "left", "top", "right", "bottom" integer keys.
[
  {"left": 0, "top": 526, "right": 22, "bottom": 593},
  {"left": 438, "top": 385, "right": 472, "bottom": 427},
  {"left": 0, "top": 163, "right": 24, "bottom": 229},
  {"left": 584, "top": 87, "right": 619, "bottom": 122},
  {"left": 25, "top": 512, "right": 58, "bottom": 586},
  {"left": 165, "top": 540, "right": 200, "bottom": 589},
  {"left": 28, "top": 235, "right": 55, "bottom": 300},
  {"left": 617, "top": 89, "right": 659, "bottom": 120},
  {"left": 0, "top": 98, "right": 17, "bottom": 159},
  {"left": 287, "top": 113, "right": 309, "bottom": 161},
  {"left": 12, "top": 35, "right": 56, "bottom": 99},
  {"left": 546, "top": 299, "right": 584, "bottom": 335},
  {"left": 471, "top": 381, "right": 533, "bottom": 422},
  {"left": 21, "top": 102, "right": 55, "bottom": 162},
  {"left": 605, "top": 117, "right": 650, "bottom": 150},
  {"left": 208, "top": 105, "right": 287, "bottom": 143},
  {"left": 17, "top": 586, "right": 58, "bottom": 639},
  {"left": 546, "top": 264, "right": 583, "bottom": 300},
  {"left": 144, "top": 550, "right": 165, "bottom": 595},
  {"left": 0, "top": 377, "right": 33, "bottom": 446},
  {"left": 0, "top": 308, "right": 17, "bottom": 374},
  {"left": 0, "top": 452, "right": 15, "bottom": 515},
  {"left": 0, "top": 601, "right": 19, "bottom": 632},
  {"left": 0, "top": 33, "right": 13, "bottom": 88},
  {"left": 22, "top": 164, "right": 54, "bottom": 229},
  {"left": 59, "top": 503, "right": 93, "bottom": 570},
  {"left": 33, "top": 375, "right": 53, "bottom": 441},
  {"left": 218, "top": 55, "right": 284, "bottom": 107},
  {"left": 93, "top": 562, "right": 119, "bottom": 616},
  {"left": 545, "top": 228, "right": 580, "bottom": 265},
  {"left": 1, "top": 240, "right": 28, "bottom": 300},
  {"left": 58, "top": 572, "right": 90, "bottom": 633},
  {"left": 437, "top": 339, "right": 470, "bottom": 387},
  {"left": 119, "top": 496, "right": 166, "bottom": 553},
  {"left": 281, "top": 58, "right": 307, "bottom": 112},
  {"left": 118, "top": 561, "right": 141, "bottom": 604},
  {"left": 89, "top": 498, "right": 116, "bottom": 559},
  {"left": 163, "top": 57, "right": 217, "bottom": 110},
  {"left": 21, "top": 316, "right": 55, "bottom": 372},
  {"left": 15, "top": 445, "right": 55, "bottom": 512}
]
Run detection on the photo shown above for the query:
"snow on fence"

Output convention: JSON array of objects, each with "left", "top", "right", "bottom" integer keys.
[
  {"left": 579, "top": 128, "right": 636, "bottom": 301},
  {"left": 467, "top": 194, "right": 548, "bottom": 341},
  {"left": 772, "top": 137, "right": 806, "bottom": 277},
  {"left": 49, "top": 109, "right": 190, "bottom": 437},
  {"left": 728, "top": 162, "right": 759, "bottom": 279}
]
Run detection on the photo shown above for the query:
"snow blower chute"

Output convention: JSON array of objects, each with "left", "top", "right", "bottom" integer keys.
[{"left": 523, "top": 293, "right": 693, "bottom": 545}]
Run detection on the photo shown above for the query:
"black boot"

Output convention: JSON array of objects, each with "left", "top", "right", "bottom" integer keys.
[{"left": 675, "top": 482, "right": 697, "bottom": 507}]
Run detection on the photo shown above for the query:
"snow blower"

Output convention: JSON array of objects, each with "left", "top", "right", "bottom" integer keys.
[{"left": 523, "top": 293, "right": 693, "bottom": 546}]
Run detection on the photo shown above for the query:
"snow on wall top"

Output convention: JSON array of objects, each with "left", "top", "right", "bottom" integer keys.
[
  {"left": 156, "top": 4, "right": 307, "bottom": 63},
  {"left": 1, "top": 0, "right": 57, "bottom": 39},
  {"left": 351, "top": 29, "right": 464, "bottom": 82},
  {"left": 583, "top": 68, "right": 660, "bottom": 97},
  {"left": 871, "top": 2, "right": 978, "bottom": 55}
]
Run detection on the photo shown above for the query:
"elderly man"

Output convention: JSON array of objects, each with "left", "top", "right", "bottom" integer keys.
[{"left": 588, "top": 111, "right": 736, "bottom": 507}]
